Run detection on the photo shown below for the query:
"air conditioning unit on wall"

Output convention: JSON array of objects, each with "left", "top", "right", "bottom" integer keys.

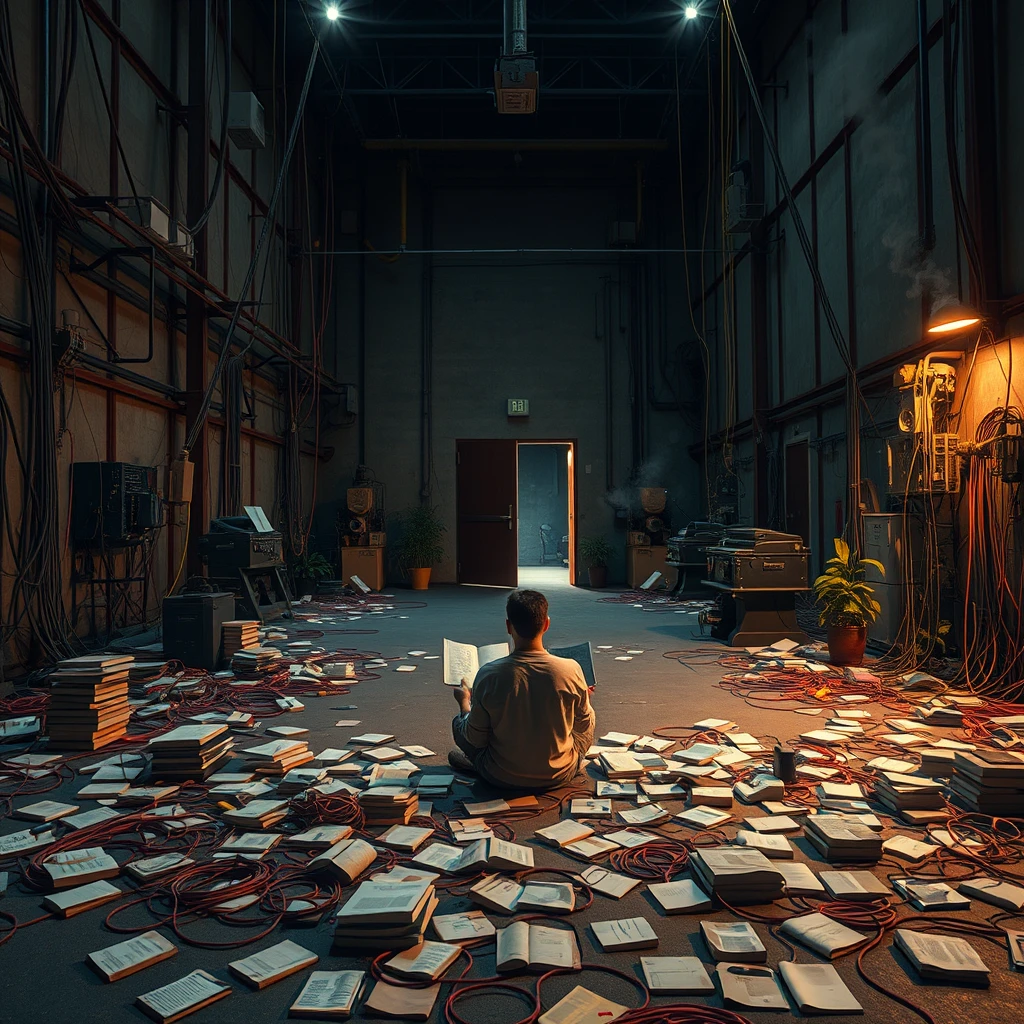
[{"left": 228, "top": 92, "right": 266, "bottom": 149}]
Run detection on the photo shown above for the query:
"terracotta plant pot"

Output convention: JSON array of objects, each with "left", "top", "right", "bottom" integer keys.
[
  {"left": 409, "top": 567, "right": 432, "bottom": 591},
  {"left": 588, "top": 566, "right": 607, "bottom": 588},
  {"left": 827, "top": 625, "right": 867, "bottom": 667}
]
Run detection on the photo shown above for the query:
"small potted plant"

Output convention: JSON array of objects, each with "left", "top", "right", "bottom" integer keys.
[
  {"left": 292, "top": 551, "right": 333, "bottom": 595},
  {"left": 579, "top": 535, "right": 613, "bottom": 589},
  {"left": 813, "top": 537, "right": 884, "bottom": 667},
  {"left": 397, "top": 504, "right": 446, "bottom": 590}
]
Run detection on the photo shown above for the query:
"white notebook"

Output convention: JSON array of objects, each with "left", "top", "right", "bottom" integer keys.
[
  {"left": 778, "top": 961, "right": 863, "bottom": 1014},
  {"left": 641, "top": 956, "right": 714, "bottom": 994},
  {"left": 590, "top": 917, "right": 658, "bottom": 952}
]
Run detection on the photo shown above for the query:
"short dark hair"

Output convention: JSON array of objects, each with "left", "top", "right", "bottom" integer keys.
[{"left": 506, "top": 590, "right": 548, "bottom": 639}]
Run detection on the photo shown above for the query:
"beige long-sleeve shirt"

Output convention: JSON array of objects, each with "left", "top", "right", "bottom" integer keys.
[{"left": 463, "top": 649, "right": 596, "bottom": 788}]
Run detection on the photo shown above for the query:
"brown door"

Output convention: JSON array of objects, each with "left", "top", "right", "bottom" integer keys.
[
  {"left": 785, "top": 439, "right": 811, "bottom": 548},
  {"left": 457, "top": 440, "right": 518, "bottom": 586}
]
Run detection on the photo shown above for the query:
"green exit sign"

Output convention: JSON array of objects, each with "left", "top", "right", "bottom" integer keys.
[{"left": 507, "top": 398, "right": 530, "bottom": 417}]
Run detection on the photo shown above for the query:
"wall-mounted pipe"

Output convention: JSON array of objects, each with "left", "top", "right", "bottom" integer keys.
[{"left": 504, "top": 0, "right": 527, "bottom": 54}]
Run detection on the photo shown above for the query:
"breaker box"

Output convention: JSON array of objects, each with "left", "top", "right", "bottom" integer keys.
[{"left": 71, "top": 462, "right": 163, "bottom": 546}]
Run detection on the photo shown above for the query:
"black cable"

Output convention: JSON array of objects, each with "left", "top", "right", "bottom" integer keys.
[
  {"left": 0, "top": 0, "right": 79, "bottom": 663},
  {"left": 189, "top": 0, "right": 231, "bottom": 234},
  {"left": 53, "top": 0, "right": 78, "bottom": 163},
  {"left": 183, "top": 26, "right": 325, "bottom": 455},
  {"left": 77, "top": 0, "right": 144, "bottom": 221}
]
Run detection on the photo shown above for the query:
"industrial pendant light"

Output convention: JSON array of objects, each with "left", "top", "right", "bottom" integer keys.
[{"left": 927, "top": 302, "right": 981, "bottom": 335}]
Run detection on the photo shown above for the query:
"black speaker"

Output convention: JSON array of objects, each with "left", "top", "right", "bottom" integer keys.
[{"left": 162, "top": 591, "right": 235, "bottom": 669}]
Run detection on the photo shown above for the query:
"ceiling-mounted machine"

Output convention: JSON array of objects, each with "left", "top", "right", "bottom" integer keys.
[{"left": 495, "top": 0, "right": 538, "bottom": 113}]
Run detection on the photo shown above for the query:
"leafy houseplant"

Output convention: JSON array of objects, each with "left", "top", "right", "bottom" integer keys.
[
  {"left": 579, "top": 535, "right": 614, "bottom": 589},
  {"left": 292, "top": 551, "right": 333, "bottom": 594},
  {"left": 813, "top": 537, "right": 885, "bottom": 667},
  {"left": 397, "top": 504, "right": 446, "bottom": 590}
]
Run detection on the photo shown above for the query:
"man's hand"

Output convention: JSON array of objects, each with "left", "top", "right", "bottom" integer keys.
[{"left": 452, "top": 685, "right": 472, "bottom": 714}]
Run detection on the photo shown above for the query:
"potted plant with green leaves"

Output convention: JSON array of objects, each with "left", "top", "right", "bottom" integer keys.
[
  {"left": 397, "top": 504, "right": 446, "bottom": 590},
  {"left": 292, "top": 550, "right": 333, "bottom": 595},
  {"left": 813, "top": 537, "right": 884, "bottom": 667},
  {"left": 579, "top": 535, "right": 614, "bottom": 589}
]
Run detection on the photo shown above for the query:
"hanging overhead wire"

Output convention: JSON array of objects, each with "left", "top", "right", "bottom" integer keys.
[
  {"left": 182, "top": 19, "right": 327, "bottom": 457},
  {"left": 188, "top": 0, "right": 232, "bottom": 235}
]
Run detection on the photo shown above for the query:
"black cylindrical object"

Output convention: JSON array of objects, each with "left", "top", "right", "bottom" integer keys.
[{"left": 773, "top": 744, "right": 797, "bottom": 784}]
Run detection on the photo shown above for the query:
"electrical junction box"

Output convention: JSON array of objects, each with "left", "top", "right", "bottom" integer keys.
[
  {"left": 115, "top": 196, "right": 170, "bottom": 243},
  {"left": 228, "top": 92, "right": 266, "bottom": 149},
  {"left": 725, "top": 176, "right": 763, "bottom": 234},
  {"left": 608, "top": 221, "right": 638, "bottom": 247},
  {"left": 168, "top": 221, "right": 194, "bottom": 261},
  {"left": 340, "top": 384, "right": 359, "bottom": 415}
]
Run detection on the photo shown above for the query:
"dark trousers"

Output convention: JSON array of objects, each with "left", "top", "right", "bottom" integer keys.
[{"left": 451, "top": 713, "right": 584, "bottom": 793}]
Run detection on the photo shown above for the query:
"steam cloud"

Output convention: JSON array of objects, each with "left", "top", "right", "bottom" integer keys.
[{"left": 815, "top": 27, "right": 957, "bottom": 313}]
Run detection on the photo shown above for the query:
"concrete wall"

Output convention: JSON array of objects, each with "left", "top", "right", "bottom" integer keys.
[
  {"left": 318, "top": 159, "right": 704, "bottom": 586},
  {"left": 518, "top": 444, "right": 570, "bottom": 566},
  {"left": 0, "top": 2, "right": 329, "bottom": 671}
]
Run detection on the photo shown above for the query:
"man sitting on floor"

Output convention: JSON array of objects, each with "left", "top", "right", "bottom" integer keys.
[{"left": 448, "top": 589, "right": 596, "bottom": 791}]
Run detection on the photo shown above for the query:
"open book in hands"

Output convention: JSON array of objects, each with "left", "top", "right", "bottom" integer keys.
[{"left": 442, "top": 639, "right": 510, "bottom": 687}]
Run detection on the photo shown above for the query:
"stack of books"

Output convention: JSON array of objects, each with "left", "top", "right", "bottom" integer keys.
[
  {"left": 598, "top": 751, "right": 646, "bottom": 781},
  {"left": 231, "top": 646, "right": 284, "bottom": 678},
  {"left": 222, "top": 621, "right": 260, "bottom": 661},
  {"left": 242, "top": 738, "right": 314, "bottom": 775},
  {"left": 873, "top": 771, "right": 947, "bottom": 823},
  {"left": 918, "top": 748, "right": 957, "bottom": 776},
  {"left": 949, "top": 751, "right": 1024, "bottom": 816},
  {"left": 804, "top": 816, "right": 882, "bottom": 862},
  {"left": 332, "top": 877, "right": 438, "bottom": 953},
  {"left": 47, "top": 654, "right": 134, "bottom": 750},
  {"left": 915, "top": 705, "right": 963, "bottom": 727},
  {"left": 220, "top": 799, "right": 289, "bottom": 831},
  {"left": 148, "top": 724, "right": 233, "bottom": 781},
  {"left": 359, "top": 786, "right": 419, "bottom": 826},
  {"left": 689, "top": 848, "right": 785, "bottom": 904}
]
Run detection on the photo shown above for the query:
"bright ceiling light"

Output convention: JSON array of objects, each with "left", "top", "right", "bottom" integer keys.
[
  {"left": 684, "top": 4, "right": 699, "bottom": 18},
  {"left": 927, "top": 302, "right": 981, "bottom": 335},
  {"left": 325, "top": 3, "right": 341, "bottom": 20}
]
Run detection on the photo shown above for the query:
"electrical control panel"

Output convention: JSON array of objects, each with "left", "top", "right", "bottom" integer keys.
[{"left": 71, "top": 461, "right": 163, "bottom": 546}]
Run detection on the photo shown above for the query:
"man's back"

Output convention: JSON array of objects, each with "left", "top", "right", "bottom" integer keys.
[{"left": 463, "top": 649, "right": 595, "bottom": 789}]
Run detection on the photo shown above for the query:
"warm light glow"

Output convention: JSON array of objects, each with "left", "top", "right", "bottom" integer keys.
[
  {"left": 326, "top": 3, "right": 341, "bottom": 20},
  {"left": 926, "top": 302, "right": 982, "bottom": 335},
  {"left": 684, "top": 4, "right": 699, "bottom": 18},
  {"left": 928, "top": 317, "right": 981, "bottom": 334}
]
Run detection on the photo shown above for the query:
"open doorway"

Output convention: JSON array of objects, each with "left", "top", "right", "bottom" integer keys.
[
  {"left": 455, "top": 439, "right": 575, "bottom": 588},
  {"left": 517, "top": 443, "right": 573, "bottom": 587}
]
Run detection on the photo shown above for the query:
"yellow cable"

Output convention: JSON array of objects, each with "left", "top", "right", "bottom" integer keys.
[{"left": 169, "top": 504, "right": 190, "bottom": 595}]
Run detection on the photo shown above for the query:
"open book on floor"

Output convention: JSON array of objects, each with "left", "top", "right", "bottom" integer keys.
[
  {"left": 442, "top": 639, "right": 509, "bottom": 687},
  {"left": 496, "top": 922, "right": 581, "bottom": 973}
]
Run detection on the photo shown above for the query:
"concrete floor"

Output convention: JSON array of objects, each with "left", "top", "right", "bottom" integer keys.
[{"left": 1, "top": 580, "right": 1021, "bottom": 1023}]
